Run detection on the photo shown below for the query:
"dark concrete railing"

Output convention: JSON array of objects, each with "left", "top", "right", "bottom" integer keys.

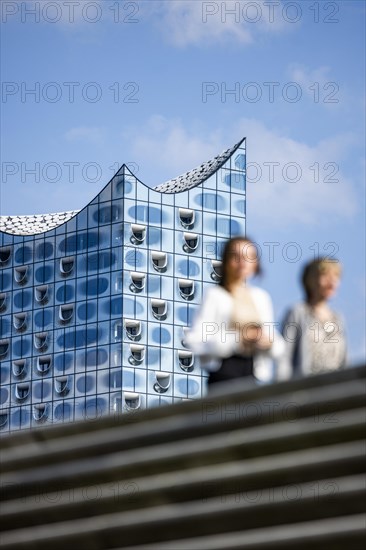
[{"left": 1, "top": 365, "right": 365, "bottom": 549}]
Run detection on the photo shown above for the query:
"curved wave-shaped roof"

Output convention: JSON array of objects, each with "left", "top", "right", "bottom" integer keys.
[
  {"left": 153, "top": 139, "right": 244, "bottom": 193},
  {"left": 0, "top": 211, "right": 80, "bottom": 236},
  {"left": 0, "top": 138, "right": 245, "bottom": 236}
]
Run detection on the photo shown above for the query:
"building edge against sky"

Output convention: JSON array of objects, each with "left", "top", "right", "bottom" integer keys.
[{"left": 0, "top": 138, "right": 246, "bottom": 433}]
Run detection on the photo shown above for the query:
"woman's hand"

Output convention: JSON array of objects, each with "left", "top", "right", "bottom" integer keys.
[{"left": 241, "top": 323, "right": 272, "bottom": 353}]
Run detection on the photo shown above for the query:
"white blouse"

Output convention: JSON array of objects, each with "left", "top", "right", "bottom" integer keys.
[{"left": 186, "top": 284, "right": 286, "bottom": 383}]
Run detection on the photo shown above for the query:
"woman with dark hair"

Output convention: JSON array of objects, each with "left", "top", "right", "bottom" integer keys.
[
  {"left": 281, "top": 257, "right": 347, "bottom": 377},
  {"left": 186, "top": 237, "right": 285, "bottom": 386}
]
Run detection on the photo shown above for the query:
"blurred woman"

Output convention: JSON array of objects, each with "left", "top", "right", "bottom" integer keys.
[
  {"left": 281, "top": 257, "right": 347, "bottom": 377},
  {"left": 186, "top": 237, "right": 285, "bottom": 386}
]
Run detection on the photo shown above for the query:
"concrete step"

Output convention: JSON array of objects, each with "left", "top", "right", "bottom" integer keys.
[
  {"left": 120, "top": 514, "right": 366, "bottom": 550},
  {"left": 2, "top": 407, "right": 364, "bottom": 501},
  {"left": 1, "top": 366, "right": 365, "bottom": 549},
  {"left": 2, "top": 440, "right": 364, "bottom": 530},
  {"left": 2, "top": 372, "right": 365, "bottom": 473},
  {"left": 1, "top": 474, "right": 364, "bottom": 549}
]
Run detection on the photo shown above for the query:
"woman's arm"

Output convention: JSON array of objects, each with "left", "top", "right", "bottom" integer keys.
[
  {"left": 186, "top": 287, "right": 243, "bottom": 359},
  {"left": 280, "top": 306, "right": 302, "bottom": 378},
  {"left": 249, "top": 287, "right": 285, "bottom": 358}
]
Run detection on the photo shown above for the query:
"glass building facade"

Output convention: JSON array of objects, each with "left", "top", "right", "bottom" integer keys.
[{"left": 0, "top": 138, "right": 246, "bottom": 433}]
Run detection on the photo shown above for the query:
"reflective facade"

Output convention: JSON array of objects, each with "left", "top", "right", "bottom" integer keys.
[{"left": 0, "top": 138, "right": 246, "bottom": 432}]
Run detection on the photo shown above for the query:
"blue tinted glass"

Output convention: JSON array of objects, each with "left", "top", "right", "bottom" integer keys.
[
  {"left": 54, "top": 353, "right": 73, "bottom": 372},
  {"left": 86, "top": 348, "right": 108, "bottom": 367},
  {"left": 149, "top": 207, "right": 161, "bottom": 224},
  {"left": 109, "top": 297, "right": 122, "bottom": 316},
  {"left": 35, "top": 265, "right": 53, "bottom": 283},
  {"left": 12, "top": 337, "right": 31, "bottom": 357},
  {"left": 127, "top": 298, "right": 143, "bottom": 315},
  {"left": 234, "top": 154, "right": 245, "bottom": 169},
  {"left": 147, "top": 276, "right": 160, "bottom": 293},
  {"left": 14, "top": 246, "right": 33, "bottom": 264},
  {"left": 177, "top": 378, "right": 188, "bottom": 394},
  {"left": 128, "top": 205, "right": 161, "bottom": 223},
  {"left": 125, "top": 249, "right": 144, "bottom": 268},
  {"left": 13, "top": 290, "right": 32, "bottom": 308},
  {"left": 59, "top": 232, "right": 98, "bottom": 253},
  {"left": 0, "top": 317, "right": 11, "bottom": 337},
  {"left": 109, "top": 370, "right": 122, "bottom": 388},
  {"left": 115, "top": 175, "right": 132, "bottom": 195},
  {"left": 122, "top": 369, "right": 135, "bottom": 386},
  {"left": 54, "top": 402, "right": 73, "bottom": 421},
  {"left": 224, "top": 173, "right": 245, "bottom": 190},
  {"left": 0, "top": 271, "right": 11, "bottom": 290},
  {"left": 147, "top": 347, "right": 159, "bottom": 365},
  {"left": 0, "top": 387, "right": 9, "bottom": 405},
  {"left": 195, "top": 193, "right": 225, "bottom": 210},
  {"left": 34, "top": 309, "right": 53, "bottom": 329},
  {"left": 84, "top": 397, "right": 107, "bottom": 419},
  {"left": 87, "top": 251, "right": 116, "bottom": 271},
  {"left": 56, "top": 284, "right": 75, "bottom": 302},
  {"left": 77, "top": 303, "right": 97, "bottom": 321},
  {"left": 11, "top": 408, "right": 29, "bottom": 429},
  {"left": 0, "top": 364, "right": 10, "bottom": 384},
  {"left": 188, "top": 378, "right": 200, "bottom": 395},
  {"left": 83, "top": 277, "right": 109, "bottom": 296},
  {"left": 152, "top": 327, "right": 171, "bottom": 345},
  {"left": 33, "top": 381, "right": 51, "bottom": 399},
  {"left": 188, "top": 260, "right": 200, "bottom": 276},
  {"left": 129, "top": 204, "right": 147, "bottom": 221},
  {"left": 36, "top": 242, "right": 54, "bottom": 260},
  {"left": 216, "top": 218, "right": 241, "bottom": 235},
  {"left": 176, "top": 305, "right": 188, "bottom": 324},
  {"left": 75, "top": 327, "right": 98, "bottom": 348},
  {"left": 94, "top": 205, "right": 121, "bottom": 224},
  {"left": 76, "top": 375, "right": 94, "bottom": 393},
  {"left": 148, "top": 227, "right": 160, "bottom": 245}
]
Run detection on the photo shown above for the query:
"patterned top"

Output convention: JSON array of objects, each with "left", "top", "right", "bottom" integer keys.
[{"left": 306, "top": 311, "right": 347, "bottom": 374}]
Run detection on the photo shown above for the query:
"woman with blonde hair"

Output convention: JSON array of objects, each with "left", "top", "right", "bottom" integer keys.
[
  {"left": 281, "top": 257, "right": 347, "bottom": 377},
  {"left": 186, "top": 236, "right": 285, "bottom": 386}
]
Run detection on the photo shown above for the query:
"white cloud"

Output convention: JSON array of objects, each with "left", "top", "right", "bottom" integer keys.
[
  {"left": 126, "top": 115, "right": 358, "bottom": 226},
  {"left": 235, "top": 117, "right": 357, "bottom": 225},
  {"left": 287, "top": 63, "right": 341, "bottom": 107},
  {"left": 145, "top": 0, "right": 288, "bottom": 47},
  {"left": 126, "top": 115, "right": 225, "bottom": 178},
  {"left": 64, "top": 126, "right": 105, "bottom": 144}
]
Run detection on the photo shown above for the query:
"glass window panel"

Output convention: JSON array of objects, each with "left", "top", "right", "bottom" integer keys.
[
  {"left": 0, "top": 385, "right": 9, "bottom": 406},
  {"left": 85, "top": 347, "right": 109, "bottom": 369},
  {"left": 1, "top": 362, "right": 10, "bottom": 384},
  {"left": 14, "top": 245, "right": 33, "bottom": 264},
  {"left": 99, "top": 183, "right": 112, "bottom": 203},
  {"left": 112, "top": 173, "right": 130, "bottom": 198},
  {"left": 0, "top": 316, "right": 11, "bottom": 337},
  {"left": 136, "top": 182, "right": 149, "bottom": 202},
  {"left": 98, "top": 225, "right": 111, "bottom": 249},
  {"left": 53, "top": 400, "right": 74, "bottom": 423},
  {"left": 13, "top": 289, "right": 32, "bottom": 310},
  {"left": 122, "top": 367, "right": 135, "bottom": 390},
  {"left": 35, "top": 240, "right": 54, "bottom": 261},
  {"left": 0, "top": 270, "right": 12, "bottom": 291},
  {"left": 76, "top": 208, "right": 88, "bottom": 231},
  {"left": 34, "top": 264, "right": 53, "bottom": 284},
  {"left": 95, "top": 203, "right": 121, "bottom": 225}
]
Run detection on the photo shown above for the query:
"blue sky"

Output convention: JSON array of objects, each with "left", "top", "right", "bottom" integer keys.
[{"left": 1, "top": 0, "right": 365, "bottom": 363}]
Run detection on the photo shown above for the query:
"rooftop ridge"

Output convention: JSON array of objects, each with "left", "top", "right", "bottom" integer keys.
[{"left": 0, "top": 138, "right": 245, "bottom": 236}]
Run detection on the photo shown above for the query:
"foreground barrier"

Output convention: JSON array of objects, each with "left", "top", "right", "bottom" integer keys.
[{"left": 1, "top": 365, "right": 365, "bottom": 549}]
